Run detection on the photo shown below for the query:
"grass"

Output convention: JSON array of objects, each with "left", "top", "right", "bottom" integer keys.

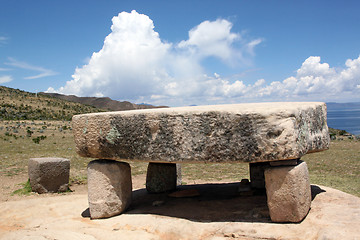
[
  {"left": 12, "top": 180, "right": 32, "bottom": 196},
  {"left": 1, "top": 120, "right": 359, "bottom": 197},
  {"left": 303, "top": 138, "right": 360, "bottom": 196},
  {"left": 0, "top": 86, "right": 103, "bottom": 121},
  {"left": 0, "top": 120, "right": 91, "bottom": 180}
]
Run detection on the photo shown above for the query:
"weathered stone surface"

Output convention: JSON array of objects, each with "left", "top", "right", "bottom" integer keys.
[
  {"left": 265, "top": 161, "right": 311, "bottom": 222},
  {"left": 28, "top": 157, "right": 70, "bottom": 193},
  {"left": 87, "top": 160, "right": 132, "bottom": 219},
  {"left": 146, "top": 163, "right": 177, "bottom": 193},
  {"left": 72, "top": 102, "right": 329, "bottom": 163}
]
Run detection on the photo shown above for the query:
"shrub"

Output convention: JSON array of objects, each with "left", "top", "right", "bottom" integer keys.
[
  {"left": 26, "top": 129, "right": 33, "bottom": 137},
  {"left": 32, "top": 135, "right": 47, "bottom": 144}
]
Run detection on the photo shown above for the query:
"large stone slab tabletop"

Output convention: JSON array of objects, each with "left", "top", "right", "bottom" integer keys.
[{"left": 72, "top": 102, "right": 330, "bottom": 163}]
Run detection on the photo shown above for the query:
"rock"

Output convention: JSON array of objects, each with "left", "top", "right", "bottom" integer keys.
[
  {"left": 238, "top": 179, "right": 251, "bottom": 192},
  {"left": 72, "top": 102, "right": 330, "bottom": 163},
  {"left": 28, "top": 157, "right": 70, "bottom": 193},
  {"left": 168, "top": 189, "right": 200, "bottom": 198},
  {"left": 264, "top": 161, "right": 311, "bottom": 222},
  {"left": 238, "top": 179, "right": 254, "bottom": 196},
  {"left": 87, "top": 160, "right": 132, "bottom": 219},
  {"left": 146, "top": 163, "right": 177, "bottom": 193},
  {"left": 152, "top": 200, "right": 165, "bottom": 207}
]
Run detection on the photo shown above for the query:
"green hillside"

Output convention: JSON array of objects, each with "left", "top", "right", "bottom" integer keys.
[{"left": 0, "top": 86, "right": 104, "bottom": 121}]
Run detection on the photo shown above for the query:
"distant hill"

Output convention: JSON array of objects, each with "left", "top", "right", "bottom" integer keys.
[
  {"left": 0, "top": 86, "right": 104, "bottom": 121},
  {"left": 40, "top": 92, "right": 168, "bottom": 111}
]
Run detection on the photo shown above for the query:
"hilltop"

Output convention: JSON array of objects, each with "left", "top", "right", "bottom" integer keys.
[
  {"left": 0, "top": 86, "right": 167, "bottom": 121},
  {"left": 41, "top": 92, "right": 168, "bottom": 111},
  {"left": 0, "top": 86, "right": 104, "bottom": 121}
]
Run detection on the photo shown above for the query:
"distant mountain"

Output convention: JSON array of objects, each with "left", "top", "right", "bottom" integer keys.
[{"left": 40, "top": 92, "right": 168, "bottom": 111}]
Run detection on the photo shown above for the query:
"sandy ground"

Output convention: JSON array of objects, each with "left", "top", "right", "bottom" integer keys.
[{"left": 1, "top": 174, "right": 360, "bottom": 240}]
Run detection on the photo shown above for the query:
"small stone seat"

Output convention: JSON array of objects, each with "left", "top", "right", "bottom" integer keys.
[
  {"left": 28, "top": 157, "right": 70, "bottom": 193},
  {"left": 72, "top": 102, "right": 330, "bottom": 221}
]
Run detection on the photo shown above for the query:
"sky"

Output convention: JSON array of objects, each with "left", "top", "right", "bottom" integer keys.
[{"left": 1, "top": 0, "right": 359, "bottom": 106}]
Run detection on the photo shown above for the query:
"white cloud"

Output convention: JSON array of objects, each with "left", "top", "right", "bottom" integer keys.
[
  {"left": 5, "top": 58, "right": 57, "bottom": 79},
  {"left": 0, "top": 75, "right": 12, "bottom": 84},
  {"left": 48, "top": 10, "right": 262, "bottom": 106},
  {"left": 51, "top": 10, "right": 172, "bottom": 99},
  {"left": 255, "top": 56, "right": 360, "bottom": 102},
  {"left": 178, "top": 19, "right": 240, "bottom": 61},
  {"left": 48, "top": 10, "right": 359, "bottom": 106}
]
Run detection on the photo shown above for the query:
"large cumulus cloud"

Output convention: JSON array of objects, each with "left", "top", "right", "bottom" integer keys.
[
  {"left": 47, "top": 10, "right": 263, "bottom": 105},
  {"left": 48, "top": 10, "right": 359, "bottom": 105}
]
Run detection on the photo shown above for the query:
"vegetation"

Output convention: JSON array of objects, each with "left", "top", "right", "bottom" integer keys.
[
  {"left": 0, "top": 86, "right": 104, "bottom": 121},
  {"left": 12, "top": 180, "right": 32, "bottom": 196},
  {"left": 303, "top": 137, "right": 360, "bottom": 196}
]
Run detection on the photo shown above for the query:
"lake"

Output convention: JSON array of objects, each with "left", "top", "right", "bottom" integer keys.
[{"left": 326, "top": 102, "right": 360, "bottom": 135}]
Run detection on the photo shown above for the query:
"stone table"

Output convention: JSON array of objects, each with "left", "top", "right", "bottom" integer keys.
[{"left": 72, "top": 102, "right": 330, "bottom": 222}]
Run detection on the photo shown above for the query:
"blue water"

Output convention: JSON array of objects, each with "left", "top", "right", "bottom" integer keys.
[{"left": 327, "top": 103, "right": 360, "bottom": 135}]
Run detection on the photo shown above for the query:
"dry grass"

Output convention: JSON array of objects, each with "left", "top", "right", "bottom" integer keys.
[
  {"left": 0, "top": 86, "right": 103, "bottom": 121},
  {"left": 1, "top": 120, "right": 359, "bottom": 197},
  {"left": 303, "top": 138, "right": 360, "bottom": 196}
]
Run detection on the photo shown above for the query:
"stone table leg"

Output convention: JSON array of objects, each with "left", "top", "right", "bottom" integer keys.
[
  {"left": 87, "top": 159, "right": 132, "bottom": 219},
  {"left": 264, "top": 160, "right": 311, "bottom": 222},
  {"left": 146, "top": 162, "right": 178, "bottom": 193},
  {"left": 249, "top": 162, "right": 269, "bottom": 190},
  {"left": 176, "top": 163, "right": 182, "bottom": 186}
]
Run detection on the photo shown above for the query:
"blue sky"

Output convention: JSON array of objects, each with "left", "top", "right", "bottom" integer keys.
[{"left": 1, "top": 0, "right": 359, "bottom": 106}]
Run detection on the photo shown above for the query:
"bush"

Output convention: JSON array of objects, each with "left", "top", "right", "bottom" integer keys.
[
  {"left": 26, "top": 129, "right": 33, "bottom": 137},
  {"left": 32, "top": 135, "right": 47, "bottom": 144},
  {"left": 339, "top": 130, "right": 347, "bottom": 135}
]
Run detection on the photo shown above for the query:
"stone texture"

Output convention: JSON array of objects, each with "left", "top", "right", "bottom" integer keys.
[
  {"left": 264, "top": 160, "right": 311, "bottom": 222},
  {"left": 72, "top": 102, "right": 329, "bottom": 163},
  {"left": 146, "top": 163, "right": 177, "bottom": 193},
  {"left": 87, "top": 160, "right": 132, "bottom": 219},
  {"left": 28, "top": 157, "right": 70, "bottom": 193}
]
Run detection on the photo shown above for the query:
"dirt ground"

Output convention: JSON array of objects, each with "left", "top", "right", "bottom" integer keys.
[
  {"left": 0, "top": 172, "right": 237, "bottom": 202},
  {"left": 0, "top": 173, "right": 148, "bottom": 202},
  {"left": 1, "top": 174, "right": 360, "bottom": 239}
]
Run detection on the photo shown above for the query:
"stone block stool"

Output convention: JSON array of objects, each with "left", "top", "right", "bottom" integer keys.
[
  {"left": 264, "top": 160, "right": 311, "bottom": 222},
  {"left": 28, "top": 157, "right": 70, "bottom": 193},
  {"left": 87, "top": 159, "right": 132, "bottom": 219},
  {"left": 146, "top": 162, "right": 178, "bottom": 193},
  {"left": 72, "top": 102, "right": 330, "bottom": 222}
]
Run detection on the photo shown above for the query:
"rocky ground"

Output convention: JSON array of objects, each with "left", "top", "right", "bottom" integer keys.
[{"left": 0, "top": 173, "right": 359, "bottom": 240}]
